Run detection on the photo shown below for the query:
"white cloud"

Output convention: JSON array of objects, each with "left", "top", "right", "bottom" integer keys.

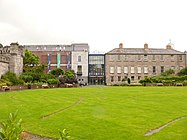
[{"left": 0, "top": 0, "right": 187, "bottom": 52}]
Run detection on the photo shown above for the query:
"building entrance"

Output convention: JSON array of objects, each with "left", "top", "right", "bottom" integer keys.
[{"left": 89, "top": 77, "right": 105, "bottom": 85}]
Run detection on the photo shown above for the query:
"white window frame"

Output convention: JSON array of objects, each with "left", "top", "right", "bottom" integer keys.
[
  {"left": 137, "top": 67, "right": 141, "bottom": 74},
  {"left": 144, "top": 67, "right": 148, "bottom": 74},
  {"left": 131, "top": 67, "right": 135, "bottom": 74},
  {"left": 117, "top": 67, "right": 121, "bottom": 73},
  {"left": 110, "top": 67, "right": 114, "bottom": 74},
  {"left": 124, "top": 67, "right": 128, "bottom": 74}
]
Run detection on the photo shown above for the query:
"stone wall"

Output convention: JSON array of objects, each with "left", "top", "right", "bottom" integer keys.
[{"left": 0, "top": 43, "right": 24, "bottom": 78}]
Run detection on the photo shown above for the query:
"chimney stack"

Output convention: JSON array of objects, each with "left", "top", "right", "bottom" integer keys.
[
  {"left": 144, "top": 43, "right": 148, "bottom": 49},
  {"left": 119, "top": 43, "right": 123, "bottom": 49},
  {"left": 166, "top": 44, "right": 172, "bottom": 49}
]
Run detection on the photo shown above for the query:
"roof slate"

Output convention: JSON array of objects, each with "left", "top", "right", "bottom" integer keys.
[{"left": 106, "top": 48, "right": 184, "bottom": 55}]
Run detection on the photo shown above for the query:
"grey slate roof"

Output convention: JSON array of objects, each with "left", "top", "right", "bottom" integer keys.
[
  {"left": 106, "top": 48, "right": 184, "bottom": 55},
  {"left": 24, "top": 43, "right": 89, "bottom": 52}
]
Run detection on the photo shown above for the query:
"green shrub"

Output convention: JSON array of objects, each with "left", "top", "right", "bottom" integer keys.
[
  {"left": 0, "top": 111, "right": 22, "bottom": 140},
  {"left": 1, "top": 71, "right": 21, "bottom": 85},
  {"left": 47, "top": 79, "right": 60, "bottom": 85},
  {"left": 20, "top": 75, "right": 33, "bottom": 83},
  {"left": 58, "top": 129, "right": 72, "bottom": 140}
]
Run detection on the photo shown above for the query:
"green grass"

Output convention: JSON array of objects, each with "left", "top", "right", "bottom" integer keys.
[{"left": 1, "top": 87, "right": 187, "bottom": 140}]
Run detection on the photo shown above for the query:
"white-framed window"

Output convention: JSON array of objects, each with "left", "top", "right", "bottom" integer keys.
[
  {"left": 137, "top": 67, "right": 141, "bottom": 74},
  {"left": 124, "top": 55, "right": 128, "bottom": 61},
  {"left": 144, "top": 55, "right": 148, "bottom": 61},
  {"left": 171, "top": 66, "right": 175, "bottom": 70},
  {"left": 161, "top": 66, "right": 164, "bottom": 73},
  {"left": 152, "top": 55, "right": 156, "bottom": 61},
  {"left": 179, "top": 55, "right": 183, "bottom": 61},
  {"left": 124, "top": 67, "right": 128, "bottom": 73},
  {"left": 131, "top": 67, "right": 135, "bottom": 73},
  {"left": 138, "top": 55, "right": 141, "bottom": 61},
  {"left": 78, "top": 56, "right": 81, "bottom": 62},
  {"left": 144, "top": 67, "right": 148, "bottom": 73},
  {"left": 110, "top": 67, "right": 114, "bottom": 74},
  {"left": 161, "top": 55, "right": 164, "bottom": 61},
  {"left": 117, "top": 55, "right": 121, "bottom": 61},
  {"left": 117, "top": 67, "right": 121, "bottom": 73},
  {"left": 109, "top": 55, "right": 115, "bottom": 61}
]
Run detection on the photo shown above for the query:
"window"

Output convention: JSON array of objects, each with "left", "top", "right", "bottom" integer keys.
[
  {"left": 118, "top": 76, "right": 121, "bottom": 81},
  {"left": 110, "top": 67, "right": 114, "bottom": 74},
  {"left": 171, "top": 66, "right": 175, "bottom": 70},
  {"left": 138, "top": 76, "right": 141, "bottom": 80},
  {"left": 111, "top": 76, "right": 114, "bottom": 82},
  {"left": 144, "top": 67, "right": 148, "bottom": 73},
  {"left": 117, "top": 55, "right": 121, "bottom": 61},
  {"left": 117, "top": 67, "right": 121, "bottom": 73},
  {"left": 161, "top": 66, "right": 164, "bottom": 73},
  {"left": 78, "top": 56, "right": 81, "bottom": 62},
  {"left": 138, "top": 55, "right": 141, "bottom": 61},
  {"left": 109, "top": 55, "right": 114, "bottom": 61},
  {"left": 180, "top": 66, "right": 183, "bottom": 70},
  {"left": 77, "top": 65, "right": 82, "bottom": 72},
  {"left": 152, "top": 55, "right": 156, "bottom": 61},
  {"left": 153, "top": 66, "right": 156, "bottom": 73},
  {"left": 124, "top": 76, "right": 127, "bottom": 80},
  {"left": 144, "top": 55, "right": 148, "bottom": 61},
  {"left": 179, "top": 55, "right": 183, "bottom": 61},
  {"left": 124, "top": 55, "right": 128, "bottom": 61},
  {"left": 161, "top": 55, "right": 164, "bottom": 61},
  {"left": 137, "top": 67, "right": 141, "bottom": 73},
  {"left": 131, "top": 67, "right": 135, "bottom": 73},
  {"left": 124, "top": 67, "right": 128, "bottom": 74},
  {"left": 171, "top": 55, "right": 174, "bottom": 62},
  {"left": 131, "top": 76, "right": 135, "bottom": 81}
]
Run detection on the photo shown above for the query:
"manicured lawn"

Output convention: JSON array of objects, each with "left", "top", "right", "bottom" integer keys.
[{"left": 1, "top": 87, "right": 187, "bottom": 139}]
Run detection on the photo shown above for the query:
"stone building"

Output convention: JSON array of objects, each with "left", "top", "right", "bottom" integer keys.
[
  {"left": 105, "top": 43, "right": 187, "bottom": 85},
  {"left": 0, "top": 43, "right": 25, "bottom": 78},
  {"left": 71, "top": 44, "right": 89, "bottom": 85}
]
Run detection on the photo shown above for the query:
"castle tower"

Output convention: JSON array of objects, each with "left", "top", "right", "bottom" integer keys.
[{"left": 9, "top": 42, "right": 25, "bottom": 76}]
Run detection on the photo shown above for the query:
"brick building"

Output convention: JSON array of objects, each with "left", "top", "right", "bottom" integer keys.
[
  {"left": 25, "top": 43, "right": 89, "bottom": 83},
  {"left": 105, "top": 43, "right": 187, "bottom": 85}
]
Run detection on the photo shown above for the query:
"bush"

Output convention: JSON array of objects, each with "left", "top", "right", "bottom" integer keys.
[
  {"left": 47, "top": 79, "right": 60, "bottom": 85},
  {"left": 1, "top": 71, "right": 22, "bottom": 85},
  {"left": 0, "top": 111, "right": 22, "bottom": 140},
  {"left": 20, "top": 75, "right": 33, "bottom": 83}
]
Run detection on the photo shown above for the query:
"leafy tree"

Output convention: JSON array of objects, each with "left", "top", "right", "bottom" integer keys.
[
  {"left": 23, "top": 49, "right": 39, "bottom": 66},
  {"left": 50, "top": 68, "right": 64, "bottom": 77},
  {"left": 161, "top": 69, "right": 175, "bottom": 76},
  {"left": 178, "top": 67, "right": 187, "bottom": 76},
  {"left": 64, "top": 70, "right": 75, "bottom": 80}
]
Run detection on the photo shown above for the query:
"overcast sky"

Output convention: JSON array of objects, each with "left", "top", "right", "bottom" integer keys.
[{"left": 0, "top": 0, "right": 186, "bottom": 53}]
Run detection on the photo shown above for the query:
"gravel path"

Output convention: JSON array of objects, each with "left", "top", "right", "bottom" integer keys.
[{"left": 144, "top": 116, "right": 187, "bottom": 136}]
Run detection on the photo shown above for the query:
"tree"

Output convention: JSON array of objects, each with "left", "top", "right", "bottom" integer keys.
[
  {"left": 161, "top": 69, "right": 175, "bottom": 76},
  {"left": 23, "top": 49, "right": 39, "bottom": 66},
  {"left": 23, "top": 49, "right": 46, "bottom": 73},
  {"left": 50, "top": 68, "right": 64, "bottom": 77},
  {"left": 178, "top": 67, "right": 187, "bottom": 76}
]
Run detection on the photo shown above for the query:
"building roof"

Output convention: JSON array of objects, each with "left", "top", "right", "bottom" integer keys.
[
  {"left": 24, "top": 43, "right": 89, "bottom": 52},
  {"left": 106, "top": 48, "right": 185, "bottom": 55}
]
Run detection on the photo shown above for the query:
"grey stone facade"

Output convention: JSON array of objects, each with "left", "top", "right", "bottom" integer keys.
[
  {"left": 105, "top": 43, "right": 187, "bottom": 85},
  {"left": 0, "top": 43, "right": 25, "bottom": 78}
]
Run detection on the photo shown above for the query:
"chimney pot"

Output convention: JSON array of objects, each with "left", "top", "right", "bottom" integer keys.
[
  {"left": 119, "top": 43, "right": 123, "bottom": 49},
  {"left": 144, "top": 43, "right": 148, "bottom": 49}
]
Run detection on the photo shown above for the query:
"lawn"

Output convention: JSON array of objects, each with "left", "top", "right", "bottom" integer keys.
[{"left": 1, "top": 87, "right": 187, "bottom": 140}]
